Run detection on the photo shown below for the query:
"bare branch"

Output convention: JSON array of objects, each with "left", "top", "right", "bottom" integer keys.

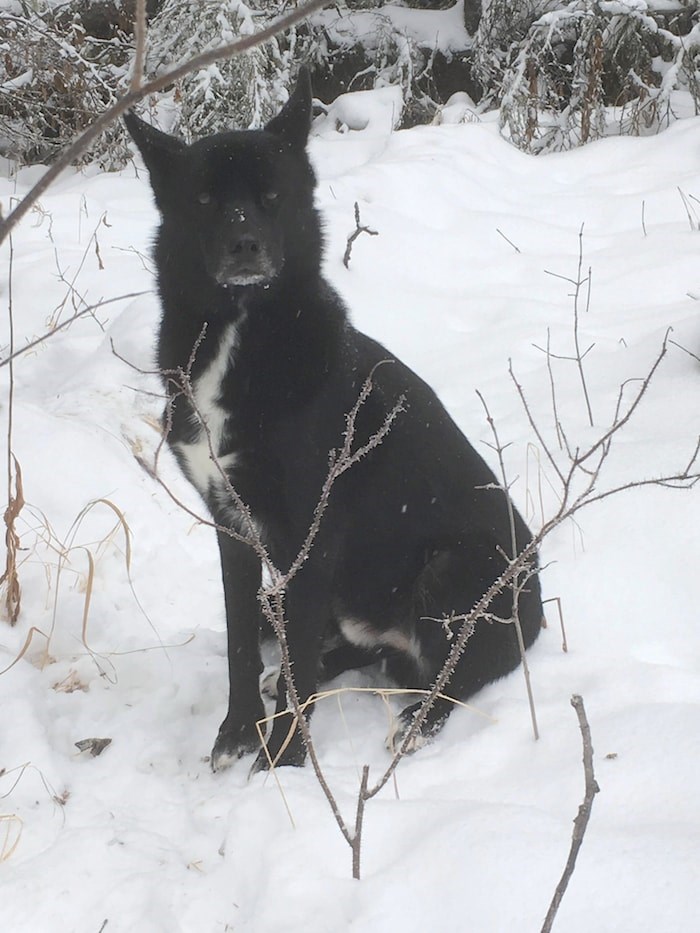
[
  {"left": 276, "top": 363, "right": 404, "bottom": 590},
  {"left": 542, "top": 596, "right": 568, "bottom": 653},
  {"left": 542, "top": 226, "right": 595, "bottom": 426},
  {"left": 669, "top": 338, "right": 700, "bottom": 365},
  {"left": 496, "top": 228, "right": 521, "bottom": 253},
  {"left": 0, "top": 292, "right": 148, "bottom": 369},
  {"left": 343, "top": 203, "right": 379, "bottom": 269},
  {"left": 541, "top": 695, "right": 599, "bottom": 933},
  {"left": 574, "top": 331, "right": 669, "bottom": 470},
  {"left": 477, "top": 389, "right": 539, "bottom": 740},
  {"left": 510, "top": 359, "right": 566, "bottom": 486},
  {"left": 256, "top": 590, "right": 355, "bottom": 849},
  {"left": 352, "top": 766, "right": 370, "bottom": 880},
  {"left": 131, "top": 0, "right": 148, "bottom": 93}
]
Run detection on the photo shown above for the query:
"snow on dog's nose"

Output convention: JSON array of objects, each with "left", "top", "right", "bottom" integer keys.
[{"left": 211, "top": 206, "right": 281, "bottom": 287}]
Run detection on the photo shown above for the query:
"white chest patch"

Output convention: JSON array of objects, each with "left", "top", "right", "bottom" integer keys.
[{"left": 175, "top": 323, "right": 239, "bottom": 498}]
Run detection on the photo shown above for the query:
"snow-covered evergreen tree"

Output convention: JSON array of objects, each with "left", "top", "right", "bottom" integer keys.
[{"left": 144, "top": 0, "right": 290, "bottom": 138}]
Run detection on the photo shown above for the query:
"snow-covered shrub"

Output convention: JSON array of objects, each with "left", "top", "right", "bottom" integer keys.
[
  {"left": 2, "top": 0, "right": 699, "bottom": 166},
  {"left": 481, "top": 0, "right": 700, "bottom": 153},
  {"left": 472, "top": 0, "right": 542, "bottom": 105},
  {"left": 144, "top": 0, "right": 290, "bottom": 139},
  {"left": 306, "top": 1, "right": 481, "bottom": 127},
  {"left": 0, "top": 3, "right": 132, "bottom": 167},
  {"left": 499, "top": 1, "right": 609, "bottom": 152}
]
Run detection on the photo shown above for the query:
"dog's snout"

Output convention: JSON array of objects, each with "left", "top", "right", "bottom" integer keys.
[
  {"left": 230, "top": 235, "right": 260, "bottom": 257},
  {"left": 211, "top": 226, "right": 279, "bottom": 286}
]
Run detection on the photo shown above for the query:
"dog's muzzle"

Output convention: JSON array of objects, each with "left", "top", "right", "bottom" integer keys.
[{"left": 210, "top": 233, "right": 280, "bottom": 288}]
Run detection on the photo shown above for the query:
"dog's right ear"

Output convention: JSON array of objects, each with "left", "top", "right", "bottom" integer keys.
[{"left": 124, "top": 111, "right": 185, "bottom": 207}]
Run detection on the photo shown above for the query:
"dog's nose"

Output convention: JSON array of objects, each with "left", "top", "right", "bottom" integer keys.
[{"left": 230, "top": 235, "right": 259, "bottom": 257}]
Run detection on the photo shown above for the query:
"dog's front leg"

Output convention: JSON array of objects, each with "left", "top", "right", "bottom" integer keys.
[
  {"left": 252, "top": 567, "right": 330, "bottom": 771},
  {"left": 210, "top": 530, "right": 265, "bottom": 771}
]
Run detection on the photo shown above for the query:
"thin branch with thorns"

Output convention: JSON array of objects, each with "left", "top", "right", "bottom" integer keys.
[
  {"left": 131, "top": 322, "right": 699, "bottom": 881},
  {"left": 477, "top": 388, "right": 540, "bottom": 741}
]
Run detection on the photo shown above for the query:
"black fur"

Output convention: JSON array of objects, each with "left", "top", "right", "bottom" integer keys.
[{"left": 125, "top": 70, "right": 543, "bottom": 770}]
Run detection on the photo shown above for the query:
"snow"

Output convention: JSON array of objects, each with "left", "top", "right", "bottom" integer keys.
[
  {"left": 314, "top": 86, "right": 404, "bottom": 137},
  {"left": 1, "top": 95, "right": 699, "bottom": 932},
  {"left": 311, "top": 1, "right": 473, "bottom": 57}
]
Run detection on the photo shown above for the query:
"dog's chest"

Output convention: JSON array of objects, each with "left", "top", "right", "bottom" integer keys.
[{"left": 174, "top": 323, "right": 238, "bottom": 499}]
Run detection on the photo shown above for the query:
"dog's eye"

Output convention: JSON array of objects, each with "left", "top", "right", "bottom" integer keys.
[
  {"left": 261, "top": 191, "right": 279, "bottom": 209},
  {"left": 197, "top": 192, "right": 212, "bottom": 205}
]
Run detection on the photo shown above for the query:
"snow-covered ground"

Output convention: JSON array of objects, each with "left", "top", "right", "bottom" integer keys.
[{"left": 1, "top": 96, "right": 699, "bottom": 932}]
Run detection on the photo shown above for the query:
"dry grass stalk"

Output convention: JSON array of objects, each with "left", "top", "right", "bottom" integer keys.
[{"left": 0, "top": 814, "right": 23, "bottom": 862}]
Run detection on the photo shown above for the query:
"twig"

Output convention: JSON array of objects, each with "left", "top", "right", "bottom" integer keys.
[
  {"left": 477, "top": 389, "right": 539, "bottom": 740},
  {"left": 250, "top": 369, "right": 405, "bottom": 858},
  {"left": 352, "top": 765, "right": 370, "bottom": 880},
  {"left": 541, "top": 695, "right": 599, "bottom": 933},
  {"left": 277, "top": 362, "right": 404, "bottom": 590},
  {"left": 542, "top": 596, "right": 567, "bottom": 652},
  {"left": 544, "top": 328, "right": 565, "bottom": 450},
  {"left": 343, "top": 203, "right": 379, "bottom": 269},
  {"left": 542, "top": 225, "right": 595, "bottom": 426},
  {"left": 0, "top": 292, "right": 148, "bottom": 369},
  {"left": 131, "top": 0, "right": 148, "bottom": 93},
  {"left": 496, "top": 228, "right": 521, "bottom": 253},
  {"left": 669, "top": 338, "right": 700, "bottom": 365},
  {"left": 678, "top": 187, "right": 699, "bottom": 232}
]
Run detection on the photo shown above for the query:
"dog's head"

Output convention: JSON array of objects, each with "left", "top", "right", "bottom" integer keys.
[{"left": 124, "top": 69, "right": 317, "bottom": 289}]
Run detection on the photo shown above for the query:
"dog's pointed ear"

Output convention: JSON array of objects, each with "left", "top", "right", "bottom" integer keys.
[
  {"left": 265, "top": 67, "right": 312, "bottom": 150},
  {"left": 124, "top": 111, "right": 185, "bottom": 206}
]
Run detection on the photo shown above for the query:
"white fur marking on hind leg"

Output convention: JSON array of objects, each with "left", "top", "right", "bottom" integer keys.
[{"left": 339, "top": 617, "right": 422, "bottom": 659}]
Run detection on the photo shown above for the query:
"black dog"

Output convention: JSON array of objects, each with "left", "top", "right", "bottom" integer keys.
[{"left": 125, "top": 70, "right": 542, "bottom": 770}]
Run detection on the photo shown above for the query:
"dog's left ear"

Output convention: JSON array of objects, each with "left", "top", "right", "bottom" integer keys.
[
  {"left": 124, "top": 111, "right": 186, "bottom": 210},
  {"left": 266, "top": 67, "right": 312, "bottom": 150}
]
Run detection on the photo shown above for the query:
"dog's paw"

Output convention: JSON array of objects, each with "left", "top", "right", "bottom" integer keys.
[
  {"left": 260, "top": 668, "right": 280, "bottom": 699},
  {"left": 248, "top": 731, "right": 307, "bottom": 775},
  {"left": 210, "top": 720, "right": 262, "bottom": 772},
  {"left": 385, "top": 714, "right": 429, "bottom": 756},
  {"left": 385, "top": 702, "right": 449, "bottom": 756}
]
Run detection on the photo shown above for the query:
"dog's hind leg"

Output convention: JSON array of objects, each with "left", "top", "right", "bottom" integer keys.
[{"left": 387, "top": 540, "right": 542, "bottom": 752}]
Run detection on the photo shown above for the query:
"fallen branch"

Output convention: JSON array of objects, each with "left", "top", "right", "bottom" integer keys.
[
  {"left": 343, "top": 203, "right": 379, "bottom": 269},
  {"left": 541, "top": 694, "right": 599, "bottom": 933}
]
